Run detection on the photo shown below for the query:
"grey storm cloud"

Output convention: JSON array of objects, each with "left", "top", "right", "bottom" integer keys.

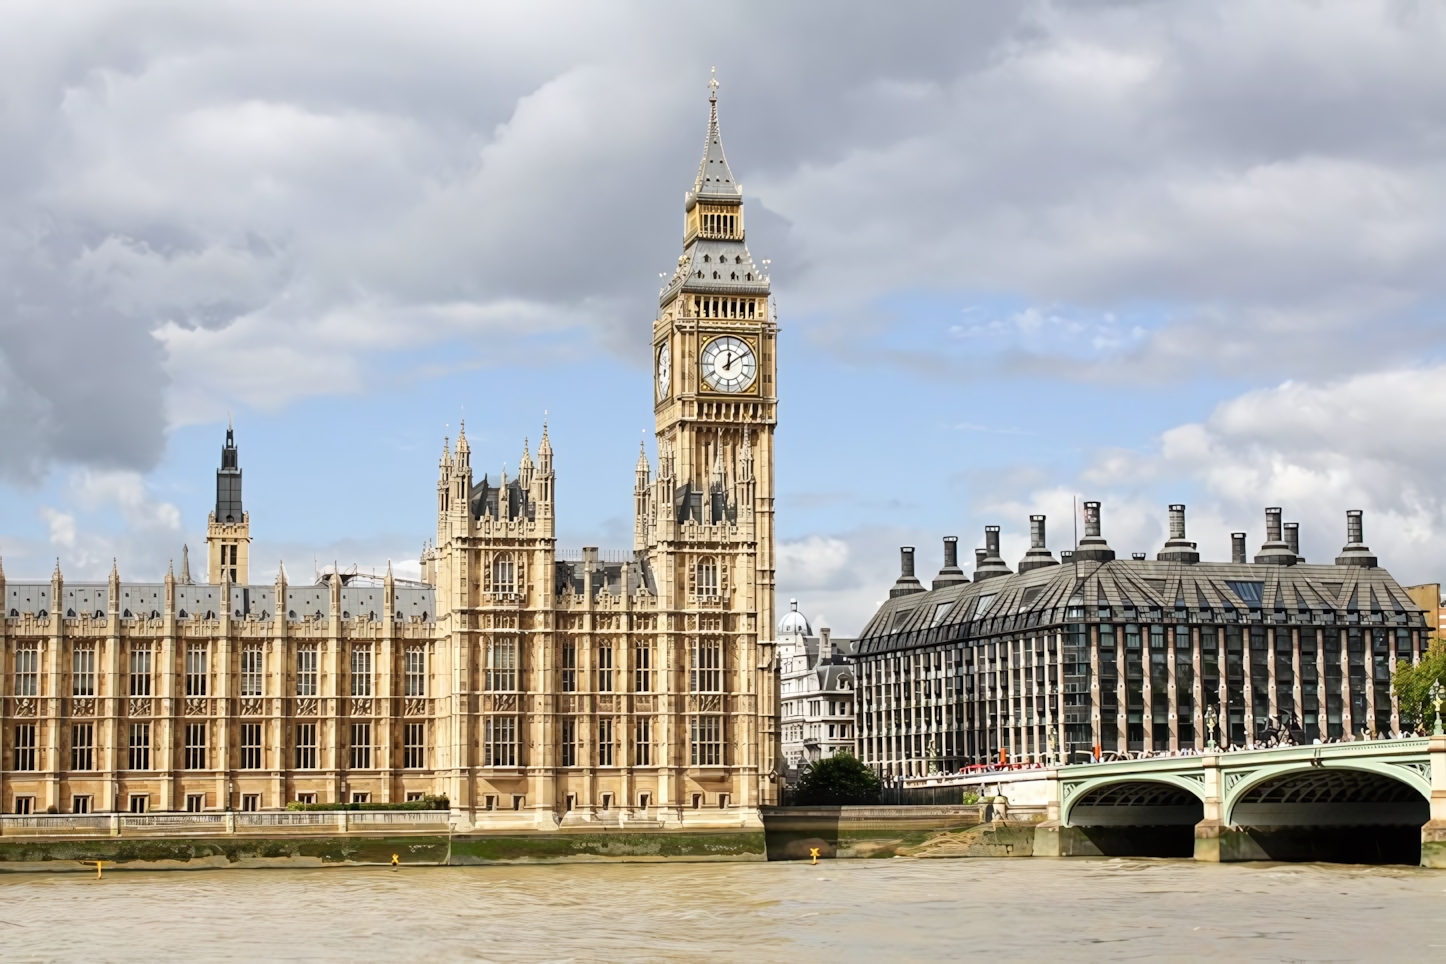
[{"left": 2, "top": 0, "right": 1446, "bottom": 484}]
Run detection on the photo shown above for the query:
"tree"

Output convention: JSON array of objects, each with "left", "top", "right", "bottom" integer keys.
[
  {"left": 792, "top": 752, "right": 882, "bottom": 806},
  {"left": 1393, "top": 637, "right": 1446, "bottom": 732}
]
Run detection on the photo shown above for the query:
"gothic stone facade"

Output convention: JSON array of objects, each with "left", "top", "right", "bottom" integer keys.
[{"left": 0, "top": 84, "right": 781, "bottom": 828}]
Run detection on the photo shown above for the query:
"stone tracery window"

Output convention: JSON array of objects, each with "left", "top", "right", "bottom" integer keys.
[
  {"left": 485, "top": 639, "right": 515, "bottom": 692},
  {"left": 241, "top": 646, "right": 264, "bottom": 697},
  {"left": 72, "top": 643, "right": 95, "bottom": 697},
  {"left": 351, "top": 644, "right": 373, "bottom": 697},
  {"left": 492, "top": 554, "right": 516, "bottom": 595},
  {"left": 694, "top": 557, "right": 719, "bottom": 598},
  {"left": 405, "top": 645, "right": 428, "bottom": 696}
]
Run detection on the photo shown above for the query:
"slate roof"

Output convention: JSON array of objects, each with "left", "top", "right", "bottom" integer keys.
[{"left": 855, "top": 559, "right": 1428, "bottom": 657}]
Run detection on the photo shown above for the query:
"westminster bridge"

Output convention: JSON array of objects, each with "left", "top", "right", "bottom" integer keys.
[{"left": 911, "top": 735, "right": 1446, "bottom": 865}]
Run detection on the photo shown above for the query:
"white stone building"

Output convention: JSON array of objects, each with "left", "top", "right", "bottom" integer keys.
[{"left": 778, "top": 600, "right": 857, "bottom": 776}]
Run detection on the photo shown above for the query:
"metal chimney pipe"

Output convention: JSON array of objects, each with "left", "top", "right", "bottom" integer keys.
[
  {"left": 1265, "top": 507, "right": 1283, "bottom": 543},
  {"left": 1083, "top": 501, "right": 1102, "bottom": 538},
  {"left": 942, "top": 536, "right": 958, "bottom": 570},
  {"left": 985, "top": 525, "right": 1001, "bottom": 557},
  {"left": 1231, "top": 533, "right": 1247, "bottom": 564},
  {"left": 900, "top": 547, "right": 916, "bottom": 578},
  {"left": 1284, "top": 522, "right": 1300, "bottom": 556},
  {"left": 1168, "top": 504, "right": 1186, "bottom": 540},
  {"left": 1347, "top": 509, "right": 1364, "bottom": 546},
  {"left": 1030, "top": 515, "right": 1047, "bottom": 549}
]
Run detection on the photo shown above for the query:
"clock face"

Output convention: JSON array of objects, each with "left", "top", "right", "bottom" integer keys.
[
  {"left": 656, "top": 341, "right": 671, "bottom": 400},
  {"left": 700, "top": 336, "right": 757, "bottom": 393}
]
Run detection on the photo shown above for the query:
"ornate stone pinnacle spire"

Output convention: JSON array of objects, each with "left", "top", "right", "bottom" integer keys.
[
  {"left": 52, "top": 557, "right": 62, "bottom": 582},
  {"left": 109, "top": 558, "right": 119, "bottom": 585},
  {"left": 167, "top": 559, "right": 175, "bottom": 581},
  {"left": 276, "top": 560, "right": 287, "bottom": 587},
  {"left": 0, "top": 554, "right": 6, "bottom": 584},
  {"left": 637, "top": 440, "right": 649, "bottom": 471},
  {"left": 180, "top": 544, "right": 193, "bottom": 584}
]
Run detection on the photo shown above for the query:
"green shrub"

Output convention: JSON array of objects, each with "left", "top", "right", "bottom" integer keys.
[
  {"left": 792, "top": 752, "right": 882, "bottom": 806},
  {"left": 1395, "top": 637, "right": 1446, "bottom": 732}
]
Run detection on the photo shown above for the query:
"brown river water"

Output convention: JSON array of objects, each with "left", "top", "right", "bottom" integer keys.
[{"left": 2, "top": 858, "right": 1443, "bottom": 962}]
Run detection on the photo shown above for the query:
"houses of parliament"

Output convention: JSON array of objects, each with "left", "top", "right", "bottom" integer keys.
[{"left": 0, "top": 81, "right": 782, "bottom": 828}]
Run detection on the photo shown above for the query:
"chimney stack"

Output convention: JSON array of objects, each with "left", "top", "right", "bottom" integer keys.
[
  {"left": 1018, "top": 514, "right": 1060, "bottom": 572},
  {"left": 1334, "top": 510, "right": 1378, "bottom": 568},
  {"left": 890, "top": 547, "right": 925, "bottom": 597},
  {"left": 1073, "top": 500, "right": 1116, "bottom": 562},
  {"left": 1231, "top": 532, "right": 1247, "bottom": 564},
  {"left": 1157, "top": 503, "right": 1200, "bottom": 564},
  {"left": 974, "top": 525, "right": 1013, "bottom": 581},
  {"left": 1254, "top": 507, "right": 1298, "bottom": 566},
  {"left": 1284, "top": 522, "right": 1302, "bottom": 561},
  {"left": 932, "top": 536, "right": 969, "bottom": 589}
]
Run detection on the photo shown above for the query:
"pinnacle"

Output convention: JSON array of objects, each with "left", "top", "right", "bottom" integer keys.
[{"left": 692, "top": 71, "right": 740, "bottom": 201}]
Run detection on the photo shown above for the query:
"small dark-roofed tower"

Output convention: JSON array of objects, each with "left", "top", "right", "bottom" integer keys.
[{"left": 207, "top": 423, "right": 250, "bottom": 584}]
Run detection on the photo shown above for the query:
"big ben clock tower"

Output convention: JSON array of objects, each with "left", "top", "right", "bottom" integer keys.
[{"left": 638, "top": 73, "right": 780, "bottom": 809}]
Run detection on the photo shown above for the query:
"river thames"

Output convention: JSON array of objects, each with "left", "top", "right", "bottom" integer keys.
[{"left": 2, "top": 858, "right": 1442, "bottom": 961}]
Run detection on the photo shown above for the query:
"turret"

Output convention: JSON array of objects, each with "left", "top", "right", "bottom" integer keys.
[
  {"left": 50, "top": 558, "right": 63, "bottom": 621},
  {"left": 537, "top": 421, "right": 553, "bottom": 476},
  {"left": 207, "top": 422, "right": 251, "bottom": 584},
  {"left": 215, "top": 423, "right": 243, "bottom": 523},
  {"left": 519, "top": 438, "right": 534, "bottom": 491}
]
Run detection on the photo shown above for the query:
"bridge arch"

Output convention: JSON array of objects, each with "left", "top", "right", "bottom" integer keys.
[
  {"left": 1222, "top": 761, "right": 1431, "bottom": 828},
  {"left": 1062, "top": 773, "right": 1206, "bottom": 828},
  {"left": 1221, "top": 762, "right": 1431, "bottom": 865}
]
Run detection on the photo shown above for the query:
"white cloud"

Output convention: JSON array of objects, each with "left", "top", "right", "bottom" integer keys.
[{"left": 1077, "top": 364, "right": 1446, "bottom": 582}]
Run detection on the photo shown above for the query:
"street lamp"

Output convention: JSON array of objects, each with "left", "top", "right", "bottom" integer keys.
[{"left": 1431, "top": 681, "right": 1444, "bottom": 737}]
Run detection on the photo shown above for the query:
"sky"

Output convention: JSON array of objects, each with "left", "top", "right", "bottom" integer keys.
[{"left": 3, "top": 0, "right": 1446, "bottom": 635}]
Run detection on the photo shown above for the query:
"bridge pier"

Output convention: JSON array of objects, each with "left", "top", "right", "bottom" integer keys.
[
  {"left": 1421, "top": 735, "right": 1446, "bottom": 869},
  {"left": 1193, "top": 752, "right": 1223, "bottom": 862}
]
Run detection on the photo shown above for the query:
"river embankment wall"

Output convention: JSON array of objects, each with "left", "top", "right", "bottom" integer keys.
[{"left": 0, "top": 805, "right": 1045, "bottom": 872}]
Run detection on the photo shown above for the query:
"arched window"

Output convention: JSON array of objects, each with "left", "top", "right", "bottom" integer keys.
[
  {"left": 493, "top": 554, "right": 515, "bottom": 594},
  {"left": 695, "top": 557, "right": 718, "bottom": 597}
]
